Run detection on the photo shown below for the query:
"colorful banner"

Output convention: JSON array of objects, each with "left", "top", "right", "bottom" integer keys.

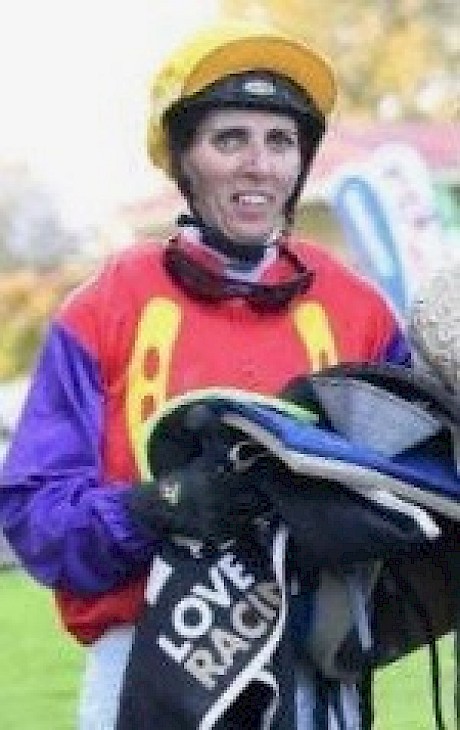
[{"left": 330, "top": 143, "right": 447, "bottom": 318}]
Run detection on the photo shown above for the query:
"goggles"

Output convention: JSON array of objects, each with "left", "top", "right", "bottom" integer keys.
[{"left": 163, "top": 235, "right": 314, "bottom": 311}]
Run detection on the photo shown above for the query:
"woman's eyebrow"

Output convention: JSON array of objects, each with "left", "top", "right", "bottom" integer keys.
[
  {"left": 269, "top": 125, "right": 299, "bottom": 134},
  {"left": 211, "top": 125, "right": 248, "bottom": 135},
  {"left": 211, "top": 125, "right": 298, "bottom": 136}
]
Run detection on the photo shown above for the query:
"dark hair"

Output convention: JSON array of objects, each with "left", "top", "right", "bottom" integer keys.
[
  {"left": 284, "top": 116, "right": 325, "bottom": 228},
  {"left": 164, "top": 75, "right": 326, "bottom": 230}
]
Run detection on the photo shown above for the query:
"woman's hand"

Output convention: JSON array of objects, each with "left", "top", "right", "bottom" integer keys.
[{"left": 126, "top": 450, "right": 270, "bottom": 548}]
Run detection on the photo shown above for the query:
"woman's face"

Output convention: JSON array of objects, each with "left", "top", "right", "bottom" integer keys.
[{"left": 180, "top": 108, "right": 302, "bottom": 245}]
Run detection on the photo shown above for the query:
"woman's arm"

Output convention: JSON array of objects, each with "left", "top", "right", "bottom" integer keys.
[{"left": 0, "top": 322, "right": 157, "bottom": 594}]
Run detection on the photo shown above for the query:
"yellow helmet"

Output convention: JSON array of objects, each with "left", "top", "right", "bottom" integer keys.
[{"left": 147, "top": 20, "right": 337, "bottom": 175}]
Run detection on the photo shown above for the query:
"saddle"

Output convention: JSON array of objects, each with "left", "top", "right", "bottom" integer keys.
[{"left": 117, "top": 363, "right": 460, "bottom": 729}]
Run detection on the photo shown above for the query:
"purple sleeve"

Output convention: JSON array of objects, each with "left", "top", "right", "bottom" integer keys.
[
  {"left": 0, "top": 322, "right": 157, "bottom": 594},
  {"left": 378, "top": 325, "right": 412, "bottom": 367}
]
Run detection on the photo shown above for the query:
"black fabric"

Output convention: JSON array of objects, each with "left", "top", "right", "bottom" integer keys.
[
  {"left": 121, "top": 363, "right": 460, "bottom": 727},
  {"left": 149, "top": 368, "right": 444, "bottom": 572},
  {"left": 358, "top": 669, "right": 374, "bottom": 730},
  {"left": 116, "top": 529, "right": 292, "bottom": 730},
  {"left": 127, "top": 455, "right": 270, "bottom": 548},
  {"left": 130, "top": 406, "right": 271, "bottom": 546},
  {"left": 280, "top": 365, "right": 460, "bottom": 730},
  {"left": 369, "top": 521, "right": 460, "bottom": 665},
  {"left": 263, "top": 468, "right": 433, "bottom": 571},
  {"left": 281, "top": 364, "right": 460, "bottom": 651}
]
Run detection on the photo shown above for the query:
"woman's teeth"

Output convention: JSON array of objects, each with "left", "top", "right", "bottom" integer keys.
[{"left": 234, "top": 193, "right": 269, "bottom": 205}]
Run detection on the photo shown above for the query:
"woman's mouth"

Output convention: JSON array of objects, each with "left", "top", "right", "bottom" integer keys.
[{"left": 232, "top": 192, "right": 272, "bottom": 206}]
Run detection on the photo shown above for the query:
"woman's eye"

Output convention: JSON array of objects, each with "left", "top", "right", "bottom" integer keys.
[
  {"left": 266, "top": 130, "right": 298, "bottom": 151},
  {"left": 211, "top": 128, "right": 247, "bottom": 151}
]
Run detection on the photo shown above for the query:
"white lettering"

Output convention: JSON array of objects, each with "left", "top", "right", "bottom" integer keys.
[
  {"left": 184, "top": 648, "right": 227, "bottom": 690},
  {"left": 210, "top": 627, "right": 250, "bottom": 667},
  {"left": 217, "top": 553, "right": 255, "bottom": 590},
  {"left": 256, "top": 581, "right": 281, "bottom": 609},
  {"left": 192, "top": 566, "right": 231, "bottom": 608},
  {"left": 173, "top": 596, "right": 213, "bottom": 639},
  {"left": 156, "top": 557, "right": 280, "bottom": 689},
  {"left": 157, "top": 635, "right": 192, "bottom": 664},
  {"left": 232, "top": 600, "right": 268, "bottom": 639},
  {"left": 247, "top": 590, "right": 277, "bottom": 621}
]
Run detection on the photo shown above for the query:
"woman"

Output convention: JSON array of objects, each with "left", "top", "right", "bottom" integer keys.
[{"left": 0, "top": 20, "right": 410, "bottom": 728}]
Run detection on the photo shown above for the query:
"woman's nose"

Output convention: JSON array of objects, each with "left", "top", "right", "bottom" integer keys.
[{"left": 241, "top": 141, "right": 273, "bottom": 175}]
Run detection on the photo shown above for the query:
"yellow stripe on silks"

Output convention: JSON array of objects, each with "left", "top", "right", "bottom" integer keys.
[
  {"left": 293, "top": 302, "right": 338, "bottom": 372},
  {"left": 127, "top": 298, "right": 181, "bottom": 478}
]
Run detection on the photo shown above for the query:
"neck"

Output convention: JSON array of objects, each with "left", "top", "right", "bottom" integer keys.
[{"left": 177, "top": 213, "right": 281, "bottom": 264}]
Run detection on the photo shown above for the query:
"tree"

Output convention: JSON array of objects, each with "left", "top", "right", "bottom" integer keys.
[{"left": 220, "top": 0, "right": 460, "bottom": 119}]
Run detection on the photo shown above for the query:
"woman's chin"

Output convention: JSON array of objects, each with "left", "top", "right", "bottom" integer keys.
[{"left": 222, "top": 222, "right": 275, "bottom": 246}]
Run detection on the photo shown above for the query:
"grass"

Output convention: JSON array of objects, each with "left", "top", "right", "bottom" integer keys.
[
  {"left": 374, "top": 633, "right": 456, "bottom": 729},
  {"left": 0, "top": 569, "right": 456, "bottom": 729},
  {"left": 0, "top": 569, "right": 84, "bottom": 730}
]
